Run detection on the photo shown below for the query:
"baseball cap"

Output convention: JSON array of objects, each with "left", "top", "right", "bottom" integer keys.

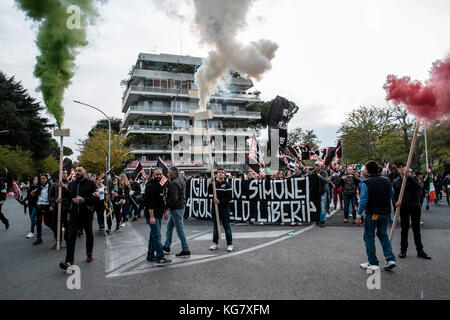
[{"left": 314, "top": 161, "right": 322, "bottom": 166}]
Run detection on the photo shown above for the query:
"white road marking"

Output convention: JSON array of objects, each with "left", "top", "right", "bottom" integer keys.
[
  {"left": 134, "top": 254, "right": 218, "bottom": 271},
  {"left": 192, "top": 230, "right": 294, "bottom": 241},
  {"left": 107, "top": 224, "right": 316, "bottom": 278}
]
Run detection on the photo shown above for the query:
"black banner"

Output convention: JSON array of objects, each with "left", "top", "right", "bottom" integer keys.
[
  {"left": 185, "top": 177, "right": 320, "bottom": 223},
  {"left": 268, "top": 96, "right": 290, "bottom": 156}
]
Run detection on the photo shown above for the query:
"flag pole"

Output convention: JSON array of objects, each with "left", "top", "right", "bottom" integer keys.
[
  {"left": 389, "top": 119, "right": 420, "bottom": 241},
  {"left": 54, "top": 129, "right": 70, "bottom": 250},
  {"left": 193, "top": 109, "right": 222, "bottom": 243}
]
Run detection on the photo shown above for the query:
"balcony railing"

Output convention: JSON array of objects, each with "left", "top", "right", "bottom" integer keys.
[
  {"left": 127, "top": 105, "right": 260, "bottom": 117},
  {"left": 128, "top": 86, "right": 189, "bottom": 95},
  {"left": 126, "top": 125, "right": 260, "bottom": 136},
  {"left": 130, "top": 144, "right": 172, "bottom": 150}
]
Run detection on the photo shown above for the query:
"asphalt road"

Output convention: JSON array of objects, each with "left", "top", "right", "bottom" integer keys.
[{"left": 0, "top": 195, "right": 449, "bottom": 300}]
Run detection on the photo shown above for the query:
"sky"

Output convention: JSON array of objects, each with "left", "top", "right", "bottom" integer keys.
[{"left": 1, "top": 0, "right": 449, "bottom": 161}]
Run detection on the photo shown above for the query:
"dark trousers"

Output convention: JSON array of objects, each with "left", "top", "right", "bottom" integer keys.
[
  {"left": 95, "top": 202, "right": 105, "bottom": 228},
  {"left": 212, "top": 207, "right": 233, "bottom": 246},
  {"left": 137, "top": 203, "right": 145, "bottom": 218},
  {"left": 400, "top": 205, "right": 424, "bottom": 252},
  {"left": 0, "top": 204, "right": 8, "bottom": 226},
  {"left": 110, "top": 203, "right": 122, "bottom": 229},
  {"left": 35, "top": 205, "right": 55, "bottom": 239},
  {"left": 65, "top": 212, "right": 94, "bottom": 264},
  {"left": 52, "top": 206, "right": 68, "bottom": 243}
]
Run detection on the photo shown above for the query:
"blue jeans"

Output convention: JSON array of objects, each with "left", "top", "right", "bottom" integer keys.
[
  {"left": 320, "top": 193, "right": 327, "bottom": 222},
  {"left": 343, "top": 194, "right": 357, "bottom": 219},
  {"left": 363, "top": 214, "right": 395, "bottom": 266},
  {"left": 146, "top": 217, "right": 164, "bottom": 260},
  {"left": 212, "top": 207, "right": 233, "bottom": 246},
  {"left": 164, "top": 208, "right": 189, "bottom": 252},
  {"left": 30, "top": 206, "right": 36, "bottom": 233}
]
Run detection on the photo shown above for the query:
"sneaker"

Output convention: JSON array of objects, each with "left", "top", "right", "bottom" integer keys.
[
  {"left": 360, "top": 262, "right": 379, "bottom": 269},
  {"left": 399, "top": 251, "right": 407, "bottom": 258},
  {"left": 86, "top": 253, "right": 94, "bottom": 263},
  {"left": 114, "top": 226, "right": 120, "bottom": 232},
  {"left": 259, "top": 222, "right": 264, "bottom": 226},
  {"left": 105, "top": 229, "right": 111, "bottom": 235},
  {"left": 59, "top": 262, "right": 72, "bottom": 270},
  {"left": 157, "top": 258, "right": 172, "bottom": 265},
  {"left": 26, "top": 232, "right": 34, "bottom": 238},
  {"left": 290, "top": 222, "right": 296, "bottom": 226},
  {"left": 209, "top": 243, "right": 218, "bottom": 250},
  {"left": 319, "top": 222, "right": 325, "bottom": 228},
  {"left": 33, "top": 237, "right": 43, "bottom": 245},
  {"left": 146, "top": 256, "right": 157, "bottom": 262},
  {"left": 4, "top": 220, "right": 9, "bottom": 229},
  {"left": 384, "top": 260, "right": 397, "bottom": 271},
  {"left": 176, "top": 250, "right": 190, "bottom": 257},
  {"left": 132, "top": 217, "right": 137, "bottom": 222},
  {"left": 120, "top": 222, "right": 126, "bottom": 227},
  {"left": 227, "top": 245, "right": 233, "bottom": 252},
  {"left": 163, "top": 246, "right": 170, "bottom": 253},
  {"left": 280, "top": 222, "right": 285, "bottom": 226}
]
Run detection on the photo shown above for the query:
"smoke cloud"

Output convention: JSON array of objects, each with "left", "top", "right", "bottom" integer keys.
[
  {"left": 15, "top": 0, "right": 104, "bottom": 128},
  {"left": 192, "top": 0, "right": 279, "bottom": 109},
  {"left": 383, "top": 56, "right": 450, "bottom": 121}
]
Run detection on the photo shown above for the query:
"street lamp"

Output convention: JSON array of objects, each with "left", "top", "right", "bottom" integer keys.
[
  {"left": 73, "top": 100, "right": 111, "bottom": 173},
  {"left": 171, "top": 85, "right": 183, "bottom": 166}
]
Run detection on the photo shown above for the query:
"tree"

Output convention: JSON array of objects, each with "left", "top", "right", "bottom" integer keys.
[
  {"left": 78, "top": 129, "right": 133, "bottom": 175},
  {"left": 287, "top": 127, "right": 321, "bottom": 149},
  {"left": 247, "top": 98, "right": 300, "bottom": 128},
  {"left": 0, "top": 71, "right": 59, "bottom": 161},
  {"left": 426, "top": 121, "right": 450, "bottom": 173},
  {"left": 88, "top": 117, "right": 123, "bottom": 137},
  {"left": 0, "top": 145, "right": 34, "bottom": 180},
  {"left": 36, "top": 155, "right": 59, "bottom": 175}
]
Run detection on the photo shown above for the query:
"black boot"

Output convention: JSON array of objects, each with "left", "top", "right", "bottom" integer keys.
[
  {"left": 399, "top": 250, "right": 407, "bottom": 258},
  {"left": 4, "top": 219, "right": 9, "bottom": 230},
  {"left": 33, "top": 237, "right": 43, "bottom": 245},
  {"left": 417, "top": 250, "right": 431, "bottom": 259}
]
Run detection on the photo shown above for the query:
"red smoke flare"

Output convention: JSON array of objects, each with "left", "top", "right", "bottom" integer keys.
[{"left": 383, "top": 57, "right": 450, "bottom": 121}]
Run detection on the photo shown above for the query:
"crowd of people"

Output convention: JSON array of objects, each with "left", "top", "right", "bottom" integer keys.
[{"left": 0, "top": 159, "right": 448, "bottom": 272}]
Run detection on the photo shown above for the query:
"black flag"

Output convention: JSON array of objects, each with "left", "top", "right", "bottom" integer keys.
[
  {"left": 133, "top": 162, "right": 146, "bottom": 181},
  {"left": 267, "top": 96, "right": 290, "bottom": 156},
  {"left": 248, "top": 136, "right": 264, "bottom": 175},
  {"left": 157, "top": 157, "right": 169, "bottom": 186},
  {"left": 51, "top": 160, "right": 74, "bottom": 182},
  {"left": 288, "top": 144, "right": 311, "bottom": 161}
]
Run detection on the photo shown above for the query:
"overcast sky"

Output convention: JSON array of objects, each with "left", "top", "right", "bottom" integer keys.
[{"left": 1, "top": 0, "right": 449, "bottom": 161}]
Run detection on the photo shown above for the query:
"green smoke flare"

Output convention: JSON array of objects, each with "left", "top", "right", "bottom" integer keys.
[{"left": 15, "top": 0, "right": 104, "bottom": 128}]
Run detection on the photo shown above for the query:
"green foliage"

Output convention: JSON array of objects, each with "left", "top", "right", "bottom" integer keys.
[
  {"left": 88, "top": 117, "right": 123, "bottom": 137},
  {"left": 0, "top": 72, "right": 59, "bottom": 161},
  {"left": 337, "top": 105, "right": 449, "bottom": 171},
  {"left": 78, "top": 129, "right": 133, "bottom": 175},
  {"left": 0, "top": 145, "right": 34, "bottom": 179},
  {"left": 287, "top": 127, "right": 321, "bottom": 149},
  {"left": 36, "top": 155, "right": 59, "bottom": 175}
]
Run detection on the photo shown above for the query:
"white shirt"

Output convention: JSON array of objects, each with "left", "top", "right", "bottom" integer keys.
[
  {"left": 140, "top": 184, "right": 146, "bottom": 195},
  {"left": 98, "top": 186, "right": 105, "bottom": 200},
  {"left": 37, "top": 184, "right": 49, "bottom": 205}
]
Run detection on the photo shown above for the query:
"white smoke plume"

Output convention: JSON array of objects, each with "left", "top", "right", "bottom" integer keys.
[{"left": 192, "top": 0, "right": 279, "bottom": 109}]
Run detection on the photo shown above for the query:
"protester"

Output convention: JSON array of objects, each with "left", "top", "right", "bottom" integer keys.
[
  {"left": 33, "top": 174, "right": 54, "bottom": 245},
  {"left": 109, "top": 176, "right": 125, "bottom": 232},
  {"left": 355, "top": 161, "right": 396, "bottom": 270},
  {"left": 208, "top": 168, "right": 233, "bottom": 252},
  {"left": 393, "top": 163, "right": 431, "bottom": 259},
  {"left": 163, "top": 166, "right": 190, "bottom": 257},
  {"left": 128, "top": 176, "right": 141, "bottom": 221},
  {"left": 433, "top": 174, "right": 442, "bottom": 205},
  {"left": 144, "top": 168, "right": 171, "bottom": 264},
  {"left": 119, "top": 174, "right": 131, "bottom": 224},
  {"left": 293, "top": 165, "right": 303, "bottom": 178},
  {"left": 340, "top": 167, "right": 360, "bottom": 224},
  {"left": 94, "top": 176, "right": 106, "bottom": 231},
  {"left": 49, "top": 169, "right": 71, "bottom": 249},
  {"left": 330, "top": 169, "right": 343, "bottom": 209},
  {"left": 0, "top": 177, "right": 9, "bottom": 230},
  {"left": 60, "top": 165, "right": 97, "bottom": 270},
  {"left": 309, "top": 161, "right": 329, "bottom": 227},
  {"left": 24, "top": 176, "right": 39, "bottom": 237},
  {"left": 135, "top": 176, "right": 147, "bottom": 220},
  {"left": 443, "top": 173, "right": 450, "bottom": 205}
]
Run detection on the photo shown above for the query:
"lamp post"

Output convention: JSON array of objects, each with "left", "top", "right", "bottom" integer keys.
[
  {"left": 171, "top": 85, "right": 183, "bottom": 167},
  {"left": 73, "top": 100, "right": 111, "bottom": 173}
]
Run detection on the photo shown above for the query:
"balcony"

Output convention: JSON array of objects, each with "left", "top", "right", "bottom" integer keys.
[
  {"left": 125, "top": 125, "right": 260, "bottom": 137},
  {"left": 129, "top": 144, "right": 172, "bottom": 154}
]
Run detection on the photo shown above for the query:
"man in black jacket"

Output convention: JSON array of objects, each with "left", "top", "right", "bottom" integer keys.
[
  {"left": 144, "top": 169, "right": 171, "bottom": 265},
  {"left": 162, "top": 166, "right": 190, "bottom": 257},
  {"left": 129, "top": 177, "right": 141, "bottom": 221},
  {"left": 49, "top": 169, "right": 70, "bottom": 249},
  {"left": 208, "top": 168, "right": 233, "bottom": 252},
  {"left": 33, "top": 174, "right": 54, "bottom": 245},
  {"left": 60, "top": 166, "right": 97, "bottom": 269},
  {"left": 0, "top": 178, "right": 9, "bottom": 230},
  {"left": 394, "top": 163, "right": 431, "bottom": 259}
]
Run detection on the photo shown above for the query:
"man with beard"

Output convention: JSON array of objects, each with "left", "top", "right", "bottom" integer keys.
[
  {"left": 49, "top": 169, "right": 71, "bottom": 249},
  {"left": 60, "top": 166, "right": 97, "bottom": 270},
  {"left": 144, "top": 169, "right": 171, "bottom": 265}
]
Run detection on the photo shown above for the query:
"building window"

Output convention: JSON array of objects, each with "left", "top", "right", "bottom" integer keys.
[{"left": 154, "top": 79, "right": 160, "bottom": 88}]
